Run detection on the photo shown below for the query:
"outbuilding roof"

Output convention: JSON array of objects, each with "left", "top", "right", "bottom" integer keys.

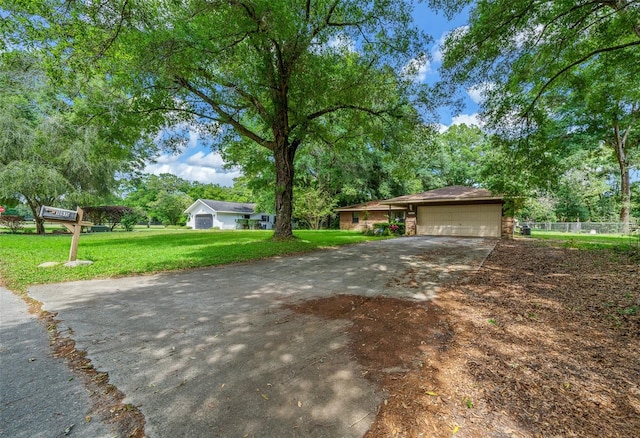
[
  {"left": 185, "top": 199, "right": 256, "bottom": 214},
  {"left": 381, "top": 185, "right": 503, "bottom": 205}
]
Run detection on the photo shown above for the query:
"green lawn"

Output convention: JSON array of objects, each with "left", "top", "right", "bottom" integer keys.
[
  {"left": 525, "top": 230, "right": 640, "bottom": 250},
  {"left": 0, "top": 229, "right": 388, "bottom": 293}
]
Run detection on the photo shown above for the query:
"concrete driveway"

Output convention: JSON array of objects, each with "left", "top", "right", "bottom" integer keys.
[{"left": 27, "top": 237, "right": 495, "bottom": 437}]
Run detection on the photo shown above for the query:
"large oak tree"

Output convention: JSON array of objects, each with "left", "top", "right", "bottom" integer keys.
[{"left": 6, "top": 0, "right": 432, "bottom": 238}]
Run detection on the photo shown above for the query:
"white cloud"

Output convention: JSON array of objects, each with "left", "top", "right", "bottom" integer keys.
[
  {"left": 432, "top": 33, "right": 447, "bottom": 63},
  {"left": 144, "top": 150, "right": 241, "bottom": 187},
  {"left": 432, "top": 26, "right": 468, "bottom": 63},
  {"left": 155, "top": 152, "right": 184, "bottom": 165},
  {"left": 184, "top": 151, "right": 226, "bottom": 169},
  {"left": 467, "top": 86, "right": 483, "bottom": 104},
  {"left": 327, "top": 33, "right": 356, "bottom": 53},
  {"left": 436, "top": 123, "right": 448, "bottom": 133},
  {"left": 185, "top": 129, "right": 199, "bottom": 150},
  {"left": 401, "top": 54, "right": 431, "bottom": 83},
  {"left": 309, "top": 33, "right": 357, "bottom": 56},
  {"left": 467, "top": 82, "right": 495, "bottom": 104},
  {"left": 513, "top": 24, "right": 545, "bottom": 48},
  {"left": 451, "top": 113, "right": 481, "bottom": 127}
]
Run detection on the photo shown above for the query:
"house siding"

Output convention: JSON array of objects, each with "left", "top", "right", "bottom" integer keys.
[
  {"left": 339, "top": 211, "right": 390, "bottom": 231},
  {"left": 216, "top": 213, "right": 242, "bottom": 229},
  {"left": 185, "top": 200, "right": 274, "bottom": 230}
]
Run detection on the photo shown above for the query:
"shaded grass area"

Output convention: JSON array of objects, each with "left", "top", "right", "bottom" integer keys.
[
  {"left": 527, "top": 230, "right": 640, "bottom": 250},
  {"left": 0, "top": 229, "right": 386, "bottom": 292}
]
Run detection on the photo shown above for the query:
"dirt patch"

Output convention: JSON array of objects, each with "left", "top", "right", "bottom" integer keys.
[{"left": 288, "top": 239, "right": 640, "bottom": 437}]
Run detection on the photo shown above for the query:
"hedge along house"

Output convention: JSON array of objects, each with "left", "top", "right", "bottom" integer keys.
[
  {"left": 184, "top": 200, "right": 275, "bottom": 230},
  {"left": 381, "top": 186, "right": 511, "bottom": 238},
  {"left": 336, "top": 200, "right": 408, "bottom": 232}
]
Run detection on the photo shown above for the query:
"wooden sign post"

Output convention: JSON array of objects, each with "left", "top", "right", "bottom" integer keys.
[{"left": 39, "top": 206, "right": 93, "bottom": 262}]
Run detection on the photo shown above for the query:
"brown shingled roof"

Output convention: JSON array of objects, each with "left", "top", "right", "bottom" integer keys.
[{"left": 381, "top": 185, "right": 502, "bottom": 205}]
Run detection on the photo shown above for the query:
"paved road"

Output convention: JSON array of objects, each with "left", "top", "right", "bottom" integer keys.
[
  {"left": 13, "top": 236, "right": 494, "bottom": 437},
  {"left": 0, "top": 288, "right": 113, "bottom": 438}
]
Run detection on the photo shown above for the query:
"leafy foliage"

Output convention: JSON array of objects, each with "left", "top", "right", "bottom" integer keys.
[
  {"left": 148, "top": 192, "right": 191, "bottom": 226},
  {"left": 293, "top": 186, "right": 337, "bottom": 230},
  {"left": 435, "top": 0, "right": 640, "bottom": 225},
  {"left": 4, "top": 0, "right": 434, "bottom": 238},
  {"left": 120, "top": 209, "right": 146, "bottom": 232},
  {"left": 0, "top": 51, "right": 156, "bottom": 233},
  {"left": 0, "top": 215, "right": 25, "bottom": 233}
]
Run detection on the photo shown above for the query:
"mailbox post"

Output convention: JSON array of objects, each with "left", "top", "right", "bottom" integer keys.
[{"left": 39, "top": 206, "right": 93, "bottom": 262}]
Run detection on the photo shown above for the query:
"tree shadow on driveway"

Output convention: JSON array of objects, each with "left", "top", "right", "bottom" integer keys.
[{"left": 27, "top": 237, "right": 496, "bottom": 437}]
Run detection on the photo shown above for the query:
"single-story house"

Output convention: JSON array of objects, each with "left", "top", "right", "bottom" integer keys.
[
  {"left": 337, "top": 186, "right": 513, "bottom": 238},
  {"left": 184, "top": 199, "right": 275, "bottom": 230},
  {"left": 336, "top": 200, "right": 407, "bottom": 232}
]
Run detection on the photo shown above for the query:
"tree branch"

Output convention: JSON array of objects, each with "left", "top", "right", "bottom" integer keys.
[
  {"left": 174, "top": 76, "right": 271, "bottom": 149},
  {"left": 291, "top": 104, "right": 397, "bottom": 133},
  {"left": 190, "top": 65, "right": 271, "bottom": 120},
  {"left": 527, "top": 39, "right": 640, "bottom": 114}
]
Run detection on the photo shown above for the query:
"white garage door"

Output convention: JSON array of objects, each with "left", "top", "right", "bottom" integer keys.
[{"left": 417, "top": 204, "right": 502, "bottom": 238}]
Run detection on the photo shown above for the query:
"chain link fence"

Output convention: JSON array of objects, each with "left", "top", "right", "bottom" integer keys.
[{"left": 524, "top": 222, "right": 638, "bottom": 235}]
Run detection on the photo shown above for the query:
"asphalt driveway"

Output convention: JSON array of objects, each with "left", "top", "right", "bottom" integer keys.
[{"left": 26, "top": 236, "right": 495, "bottom": 437}]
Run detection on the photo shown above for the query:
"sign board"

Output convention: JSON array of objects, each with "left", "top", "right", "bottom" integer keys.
[
  {"left": 39, "top": 206, "right": 79, "bottom": 222},
  {"left": 0, "top": 206, "right": 5, "bottom": 213}
]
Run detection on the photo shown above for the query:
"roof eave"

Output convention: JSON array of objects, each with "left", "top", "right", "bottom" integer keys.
[
  {"left": 336, "top": 206, "right": 407, "bottom": 212},
  {"left": 381, "top": 196, "right": 504, "bottom": 205}
]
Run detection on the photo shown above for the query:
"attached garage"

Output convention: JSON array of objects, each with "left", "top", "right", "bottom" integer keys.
[
  {"left": 417, "top": 203, "right": 502, "bottom": 238},
  {"left": 382, "top": 186, "right": 506, "bottom": 239}
]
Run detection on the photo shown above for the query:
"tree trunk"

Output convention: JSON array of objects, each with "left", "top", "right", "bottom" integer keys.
[
  {"left": 273, "top": 138, "right": 296, "bottom": 239},
  {"left": 612, "top": 122, "right": 631, "bottom": 234},
  {"left": 26, "top": 199, "right": 46, "bottom": 234},
  {"left": 619, "top": 165, "right": 631, "bottom": 234}
]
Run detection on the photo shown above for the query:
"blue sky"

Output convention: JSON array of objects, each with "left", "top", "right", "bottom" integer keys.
[{"left": 144, "top": 5, "right": 478, "bottom": 186}]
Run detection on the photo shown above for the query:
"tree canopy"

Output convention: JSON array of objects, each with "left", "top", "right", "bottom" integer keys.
[
  {"left": 5, "top": 0, "right": 435, "bottom": 238},
  {"left": 0, "top": 52, "right": 155, "bottom": 233},
  {"left": 438, "top": 0, "right": 640, "bottom": 114},
  {"left": 436, "top": 0, "right": 640, "bottom": 229}
]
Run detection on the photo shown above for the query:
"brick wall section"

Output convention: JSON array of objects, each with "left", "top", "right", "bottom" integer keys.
[
  {"left": 502, "top": 216, "right": 514, "bottom": 239},
  {"left": 339, "top": 211, "right": 391, "bottom": 231},
  {"left": 405, "top": 215, "right": 417, "bottom": 236}
]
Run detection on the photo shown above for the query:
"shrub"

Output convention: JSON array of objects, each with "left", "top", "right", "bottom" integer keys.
[
  {"left": 367, "top": 221, "right": 404, "bottom": 236},
  {"left": 373, "top": 222, "right": 391, "bottom": 236},
  {"left": 121, "top": 210, "right": 145, "bottom": 231},
  {"left": 0, "top": 215, "right": 25, "bottom": 233}
]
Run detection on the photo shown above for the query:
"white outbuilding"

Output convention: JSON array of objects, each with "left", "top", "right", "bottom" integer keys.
[{"left": 184, "top": 199, "right": 274, "bottom": 230}]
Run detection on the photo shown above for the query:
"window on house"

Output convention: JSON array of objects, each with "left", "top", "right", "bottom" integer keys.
[
  {"left": 390, "top": 211, "right": 406, "bottom": 222},
  {"left": 352, "top": 212, "right": 359, "bottom": 224},
  {"left": 261, "top": 215, "right": 268, "bottom": 222}
]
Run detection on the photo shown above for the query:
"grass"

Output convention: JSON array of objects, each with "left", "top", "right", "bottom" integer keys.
[
  {"left": 0, "top": 229, "right": 388, "bottom": 293},
  {"left": 526, "top": 230, "right": 639, "bottom": 250}
]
